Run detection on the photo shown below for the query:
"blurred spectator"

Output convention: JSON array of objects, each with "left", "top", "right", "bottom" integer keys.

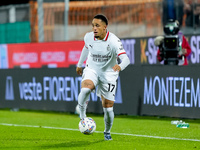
[
  {"left": 183, "top": 0, "right": 200, "bottom": 34},
  {"left": 162, "top": 0, "right": 184, "bottom": 27}
]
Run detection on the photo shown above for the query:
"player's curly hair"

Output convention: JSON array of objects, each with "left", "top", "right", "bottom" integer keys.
[{"left": 94, "top": 14, "right": 108, "bottom": 25}]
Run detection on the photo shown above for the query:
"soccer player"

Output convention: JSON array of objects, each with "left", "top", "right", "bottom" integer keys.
[{"left": 76, "top": 14, "right": 130, "bottom": 140}]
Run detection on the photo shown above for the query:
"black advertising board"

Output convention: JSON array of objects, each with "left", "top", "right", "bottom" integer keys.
[
  {"left": 0, "top": 65, "right": 200, "bottom": 118},
  {"left": 0, "top": 67, "right": 139, "bottom": 115},
  {"left": 140, "top": 65, "right": 200, "bottom": 118}
]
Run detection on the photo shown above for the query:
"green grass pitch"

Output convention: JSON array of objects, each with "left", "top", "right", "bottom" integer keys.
[{"left": 0, "top": 109, "right": 199, "bottom": 150}]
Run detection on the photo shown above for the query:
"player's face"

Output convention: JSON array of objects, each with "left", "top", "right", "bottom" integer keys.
[{"left": 92, "top": 18, "right": 107, "bottom": 40}]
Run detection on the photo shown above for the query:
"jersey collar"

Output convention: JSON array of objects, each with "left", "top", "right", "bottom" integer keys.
[{"left": 94, "top": 31, "right": 109, "bottom": 41}]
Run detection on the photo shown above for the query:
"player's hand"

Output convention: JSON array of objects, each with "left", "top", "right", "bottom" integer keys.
[
  {"left": 76, "top": 67, "right": 83, "bottom": 75},
  {"left": 112, "top": 64, "right": 121, "bottom": 72}
]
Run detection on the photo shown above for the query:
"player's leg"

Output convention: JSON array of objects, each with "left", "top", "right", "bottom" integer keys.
[
  {"left": 102, "top": 97, "right": 114, "bottom": 140},
  {"left": 78, "top": 67, "right": 97, "bottom": 119},
  {"left": 97, "top": 81, "right": 117, "bottom": 140},
  {"left": 78, "top": 79, "right": 95, "bottom": 119}
]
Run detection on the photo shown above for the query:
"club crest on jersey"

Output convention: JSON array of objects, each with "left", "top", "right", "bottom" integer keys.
[{"left": 107, "top": 45, "right": 111, "bottom": 51}]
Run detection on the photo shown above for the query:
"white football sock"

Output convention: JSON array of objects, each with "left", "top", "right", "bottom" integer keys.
[
  {"left": 103, "top": 107, "right": 114, "bottom": 133},
  {"left": 78, "top": 88, "right": 91, "bottom": 119}
]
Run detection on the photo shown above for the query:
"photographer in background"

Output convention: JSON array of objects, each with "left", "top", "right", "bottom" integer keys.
[{"left": 155, "top": 20, "right": 191, "bottom": 65}]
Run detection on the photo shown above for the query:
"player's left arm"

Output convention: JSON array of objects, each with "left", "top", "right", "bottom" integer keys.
[
  {"left": 112, "top": 37, "right": 130, "bottom": 72},
  {"left": 113, "top": 55, "right": 130, "bottom": 72},
  {"left": 119, "top": 53, "right": 130, "bottom": 71}
]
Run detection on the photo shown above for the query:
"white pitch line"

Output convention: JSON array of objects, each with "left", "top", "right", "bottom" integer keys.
[
  {"left": 110, "top": 132, "right": 200, "bottom": 142},
  {"left": 0, "top": 123, "right": 199, "bottom": 142}
]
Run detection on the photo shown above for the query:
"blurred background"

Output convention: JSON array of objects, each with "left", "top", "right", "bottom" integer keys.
[
  {"left": 0, "top": 0, "right": 200, "bottom": 44},
  {"left": 1, "top": 0, "right": 200, "bottom": 118}
]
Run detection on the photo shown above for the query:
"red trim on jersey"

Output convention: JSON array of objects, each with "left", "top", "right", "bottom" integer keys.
[
  {"left": 93, "top": 31, "right": 109, "bottom": 41},
  {"left": 118, "top": 52, "right": 126, "bottom": 56},
  {"left": 85, "top": 45, "right": 88, "bottom": 49},
  {"left": 104, "top": 31, "right": 109, "bottom": 41}
]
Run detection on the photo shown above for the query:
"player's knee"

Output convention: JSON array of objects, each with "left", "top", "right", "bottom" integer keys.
[
  {"left": 82, "top": 80, "right": 95, "bottom": 89},
  {"left": 102, "top": 99, "right": 114, "bottom": 108}
]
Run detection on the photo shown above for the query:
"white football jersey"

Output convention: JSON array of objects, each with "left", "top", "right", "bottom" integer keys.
[{"left": 84, "top": 31, "right": 126, "bottom": 72}]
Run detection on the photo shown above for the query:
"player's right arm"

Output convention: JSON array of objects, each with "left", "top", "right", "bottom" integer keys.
[
  {"left": 76, "top": 33, "right": 91, "bottom": 75},
  {"left": 76, "top": 45, "right": 89, "bottom": 75}
]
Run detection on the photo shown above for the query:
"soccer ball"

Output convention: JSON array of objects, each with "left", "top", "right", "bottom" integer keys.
[{"left": 79, "top": 117, "right": 96, "bottom": 135}]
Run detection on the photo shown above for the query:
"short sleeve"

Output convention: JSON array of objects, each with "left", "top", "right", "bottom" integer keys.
[
  {"left": 84, "top": 33, "right": 89, "bottom": 49},
  {"left": 112, "top": 36, "right": 126, "bottom": 57}
]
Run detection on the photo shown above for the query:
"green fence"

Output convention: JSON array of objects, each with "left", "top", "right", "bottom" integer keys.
[{"left": 0, "top": 22, "right": 30, "bottom": 44}]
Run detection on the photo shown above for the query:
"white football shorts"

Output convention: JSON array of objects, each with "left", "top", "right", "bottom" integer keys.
[{"left": 82, "top": 67, "right": 118, "bottom": 101}]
